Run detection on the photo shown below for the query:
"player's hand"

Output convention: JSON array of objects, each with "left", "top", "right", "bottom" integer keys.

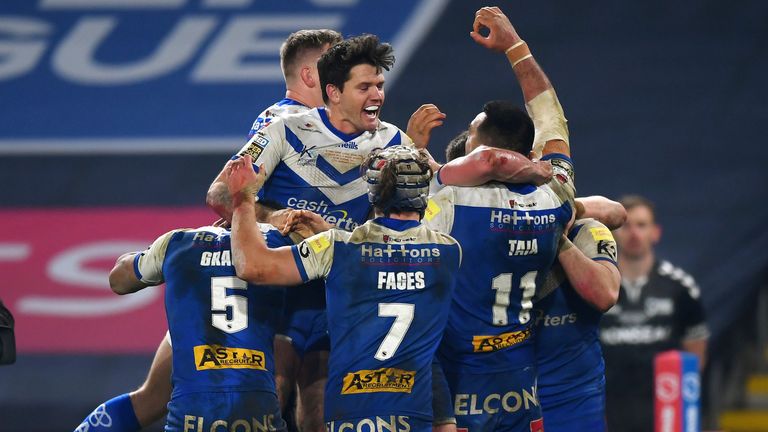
[
  {"left": 470, "top": 6, "right": 521, "bottom": 52},
  {"left": 266, "top": 208, "right": 293, "bottom": 232},
  {"left": 406, "top": 104, "right": 446, "bottom": 149},
  {"left": 226, "top": 155, "right": 266, "bottom": 205},
  {"left": 283, "top": 210, "right": 333, "bottom": 238}
]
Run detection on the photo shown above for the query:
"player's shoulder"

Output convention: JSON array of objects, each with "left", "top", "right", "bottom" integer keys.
[
  {"left": 654, "top": 259, "right": 701, "bottom": 300},
  {"left": 571, "top": 218, "right": 611, "bottom": 241}
]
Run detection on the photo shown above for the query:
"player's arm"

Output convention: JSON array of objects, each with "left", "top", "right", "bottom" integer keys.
[
  {"left": 227, "top": 157, "right": 302, "bottom": 286},
  {"left": 557, "top": 221, "right": 620, "bottom": 312},
  {"left": 437, "top": 145, "right": 553, "bottom": 187},
  {"left": 109, "top": 230, "right": 176, "bottom": 295},
  {"left": 574, "top": 196, "right": 627, "bottom": 230},
  {"left": 678, "top": 279, "right": 710, "bottom": 370},
  {"left": 471, "top": 7, "right": 569, "bottom": 158},
  {"left": 206, "top": 120, "right": 288, "bottom": 224}
]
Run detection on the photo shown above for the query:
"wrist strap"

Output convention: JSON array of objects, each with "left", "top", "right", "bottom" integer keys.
[{"left": 505, "top": 40, "right": 532, "bottom": 68}]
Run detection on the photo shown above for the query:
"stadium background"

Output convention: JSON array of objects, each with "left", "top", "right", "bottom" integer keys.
[{"left": 0, "top": 0, "right": 766, "bottom": 430}]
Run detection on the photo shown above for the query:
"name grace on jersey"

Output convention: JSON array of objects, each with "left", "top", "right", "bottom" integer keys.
[
  {"left": 361, "top": 244, "right": 441, "bottom": 264},
  {"left": 200, "top": 251, "right": 232, "bottom": 267}
]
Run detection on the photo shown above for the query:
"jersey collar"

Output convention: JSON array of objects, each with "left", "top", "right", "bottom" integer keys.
[
  {"left": 373, "top": 217, "right": 421, "bottom": 232},
  {"left": 317, "top": 107, "right": 364, "bottom": 142}
]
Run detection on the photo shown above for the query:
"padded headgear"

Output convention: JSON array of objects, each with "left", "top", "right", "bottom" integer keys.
[{"left": 362, "top": 145, "right": 432, "bottom": 217}]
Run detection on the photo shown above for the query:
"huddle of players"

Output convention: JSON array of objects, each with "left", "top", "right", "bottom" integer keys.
[{"left": 75, "top": 6, "right": 626, "bottom": 432}]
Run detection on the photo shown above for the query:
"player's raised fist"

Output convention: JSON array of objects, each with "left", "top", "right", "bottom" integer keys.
[
  {"left": 407, "top": 104, "right": 446, "bottom": 149},
  {"left": 470, "top": 6, "right": 521, "bottom": 52}
]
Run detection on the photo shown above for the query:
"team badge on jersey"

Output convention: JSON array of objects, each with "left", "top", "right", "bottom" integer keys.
[
  {"left": 194, "top": 344, "right": 267, "bottom": 371},
  {"left": 341, "top": 367, "right": 416, "bottom": 394}
]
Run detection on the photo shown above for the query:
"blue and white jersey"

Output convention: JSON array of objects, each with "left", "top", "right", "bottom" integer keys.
[
  {"left": 534, "top": 218, "right": 617, "bottom": 404},
  {"left": 290, "top": 218, "right": 461, "bottom": 421},
  {"left": 236, "top": 107, "right": 412, "bottom": 231},
  {"left": 423, "top": 154, "right": 575, "bottom": 374},
  {"left": 133, "top": 224, "right": 294, "bottom": 398},
  {"left": 247, "top": 98, "right": 310, "bottom": 139}
]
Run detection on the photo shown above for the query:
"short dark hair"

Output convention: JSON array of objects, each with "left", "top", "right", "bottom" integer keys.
[
  {"left": 280, "top": 29, "right": 343, "bottom": 80},
  {"left": 318, "top": 34, "right": 395, "bottom": 103},
  {"left": 445, "top": 130, "right": 468, "bottom": 162},
  {"left": 619, "top": 194, "right": 657, "bottom": 222},
  {"left": 476, "top": 100, "right": 535, "bottom": 155}
]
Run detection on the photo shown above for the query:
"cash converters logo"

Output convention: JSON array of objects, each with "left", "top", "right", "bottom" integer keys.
[
  {"left": 341, "top": 367, "right": 415, "bottom": 394},
  {"left": 194, "top": 344, "right": 266, "bottom": 371}
]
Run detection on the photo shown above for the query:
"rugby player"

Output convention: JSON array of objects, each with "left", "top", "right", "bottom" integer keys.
[
  {"left": 97, "top": 220, "right": 311, "bottom": 432},
  {"left": 422, "top": 7, "right": 575, "bottom": 431},
  {"left": 226, "top": 147, "right": 461, "bottom": 432},
  {"left": 74, "top": 29, "right": 342, "bottom": 432},
  {"left": 532, "top": 217, "right": 621, "bottom": 432},
  {"left": 600, "top": 195, "right": 709, "bottom": 432}
]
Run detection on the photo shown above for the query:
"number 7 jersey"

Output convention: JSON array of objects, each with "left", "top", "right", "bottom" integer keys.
[
  {"left": 424, "top": 154, "right": 576, "bottom": 373},
  {"left": 290, "top": 218, "right": 462, "bottom": 421}
]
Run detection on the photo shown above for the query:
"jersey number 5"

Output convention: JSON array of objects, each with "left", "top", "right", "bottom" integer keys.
[
  {"left": 211, "top": 276, "right": 248, "bottom": 333},
  {"left": 375, "top": 303, "right": 415, "bottom": 361},
  {"left": 491, "top": 271, "right": 537, "bottom": 326}
]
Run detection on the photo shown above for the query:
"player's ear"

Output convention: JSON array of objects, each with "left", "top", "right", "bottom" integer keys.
[
  {"left": 651, "top": 223, "right": 662, "bottom": 245},
  {"left": 300, "top": 66, "right": 315, "bottom": 88},
  {"left": 326, "top": 84, "right": 341, "bottom": 104}
]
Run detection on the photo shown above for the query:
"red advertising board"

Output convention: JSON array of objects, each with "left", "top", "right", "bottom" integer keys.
[{"left": 0, "top": 207, "right": 217, "bottom": 354}]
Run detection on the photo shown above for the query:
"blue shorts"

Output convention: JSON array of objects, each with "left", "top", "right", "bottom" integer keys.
[
  {"left": 432, "top": 360, "right": 455, "bottom": 425},
  {"left": 279, "top": 282, "right": 329, "bottom": 356},
  {"left": 539, "top": 391, "right": 606, "bottom": 432},
  {"left": 326, "top": 415, "right": 431, "bottom": 432},
  {"left": 165, "top": 391, "right": 286, "bottom": 432},
  {"left": 445, "top": 367, "right": 543, "bottom": 432}
]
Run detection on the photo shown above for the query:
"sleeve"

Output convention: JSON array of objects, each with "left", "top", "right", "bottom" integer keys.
[
  {"left": 422, "top": 186, "right": 456, "bottom": 235},
  {"left": 133, "top": 230, "right": 179, "bottom": 285},
  {"left": 571, "top": 219, "right": 618, "bottom": 265},
  {"left": 290, "top": 230, "right": 337, "bottom": 282},
  {"left": 234, "top": 118, "right": 288, "bottom": 178},
  {"left": 541, "top": 153, "right": 576, "bottom": 207},
  {"left": 428, "top": 167, "right": 446, "bottom": 195},
  {"left": 525, "top": 89, "right": 569, "bottom": 157},
  {"left": 676, "top": 278, "right": 710, "bottom": 341}
]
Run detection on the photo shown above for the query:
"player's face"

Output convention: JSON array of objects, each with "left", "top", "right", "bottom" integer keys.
[
  {"left": 465, "top": 112, "right": 486, "bottom": 154},
  {"left": 614, "top": 206, "right": 661, "bottom": 259},
  {"left": 335, "top": 64, "right": 385, "bottom": 133}
]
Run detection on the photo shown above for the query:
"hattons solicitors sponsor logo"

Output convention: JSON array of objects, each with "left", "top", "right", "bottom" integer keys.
[{"left": 361, "top": 244, "right": 440, "bottom": 265}]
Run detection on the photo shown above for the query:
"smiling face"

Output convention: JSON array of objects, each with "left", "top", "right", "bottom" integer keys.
[{"left": 326, "top": 64, "right": 385, "bottom": 134}]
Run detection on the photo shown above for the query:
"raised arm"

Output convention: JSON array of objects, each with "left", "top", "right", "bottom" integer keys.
[
  {"left": 227, "top": 156, "right": 302, "bottom": 286},
  {"left": 471, "top": 6, "right": 569, "bottom": 158},
  {"left": 207, "top": 120, "right": 291, "bottom": 228}
]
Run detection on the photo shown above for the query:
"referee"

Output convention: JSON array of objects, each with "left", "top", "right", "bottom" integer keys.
[{"left": 600, "top": 195, "right": 709, "bottom": 432}]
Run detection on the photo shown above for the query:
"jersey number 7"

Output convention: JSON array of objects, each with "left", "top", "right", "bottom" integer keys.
[{"left": 375, "top": 303, "right": 415, "bottom": 361}]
